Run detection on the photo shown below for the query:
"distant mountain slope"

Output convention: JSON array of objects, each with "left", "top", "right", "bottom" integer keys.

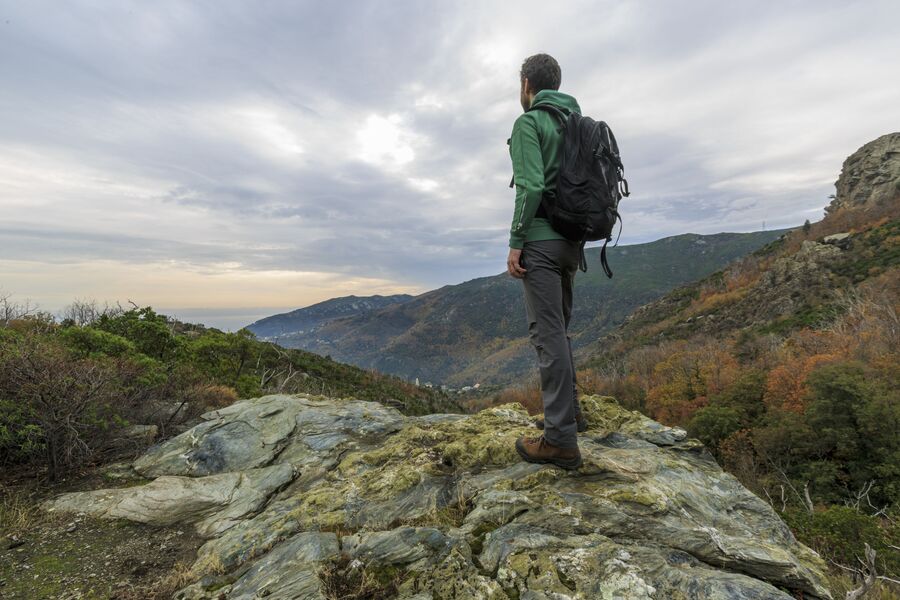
[
  {"left": 247, "top": 294, "right": 413, "bottom": 339},
  {"left": 251, "top": 230, "right": 788, "bottom": 386},
  {"left": 583, "top": 132, "right": 900, "bottom": 368}
]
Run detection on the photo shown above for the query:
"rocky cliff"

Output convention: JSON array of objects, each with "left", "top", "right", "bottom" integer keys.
[
  {"left": 44, "top": 394, "right": 833, "bottom": 599},
  {"left": 829, "top": 131, "right": 900, "bottom": 212}
]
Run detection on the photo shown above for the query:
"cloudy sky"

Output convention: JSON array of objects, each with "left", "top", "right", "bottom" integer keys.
[{"left": 2, "top": 0, "right": 898, "bottom": 330}]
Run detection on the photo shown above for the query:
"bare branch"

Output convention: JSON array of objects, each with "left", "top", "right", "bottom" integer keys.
[
  {"left": 802, "top": 481, "right": 815, "bottom": 514},
  {"left": 845, "top": 543, "right": 878, "bottom": 600}
]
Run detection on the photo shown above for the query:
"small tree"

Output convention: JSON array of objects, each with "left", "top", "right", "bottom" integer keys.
[{"left": 0, "top": 330, "right": 123, "bottom": 479}]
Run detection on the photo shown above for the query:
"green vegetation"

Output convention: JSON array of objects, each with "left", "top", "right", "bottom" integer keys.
[
  {"left": 783, "top": 505, "right": 900, "bottom": 582},
  {"left": 755, "top": 302, "right": 844, "bottom": 336},
  {"left": 831, "top": 219, "right": 900, "bottom": 282},
  {"left": 321, "top": 553, "right": 408, "bottom": 600},
  {"left": 0, "top": 302, "right": 458, "bottom": 481},
  {"left": 572, "top": 206, "right": 900, "bottom": 587}
]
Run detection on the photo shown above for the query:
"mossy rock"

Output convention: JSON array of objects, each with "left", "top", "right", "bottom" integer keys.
[{"left": 42, "top": 393, "right": 834, "bottom": 600}]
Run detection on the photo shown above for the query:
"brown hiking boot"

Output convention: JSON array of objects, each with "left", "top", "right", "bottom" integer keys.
[
  {"left": 534, "top": 414, "right": 588, "bottom": 433},
  {"left": 515, "top": 434, "right": 582, "bottom": 470}
]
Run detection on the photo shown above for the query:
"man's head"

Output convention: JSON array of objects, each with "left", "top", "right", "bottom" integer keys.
[{"left": 519, "top": 53, "right": 561, "bottom": 111}]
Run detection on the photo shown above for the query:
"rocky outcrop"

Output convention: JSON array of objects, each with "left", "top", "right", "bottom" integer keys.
[
  {"left": 44, "top": 394, "right": 833, "bottom": 599},
  {"left": 830, "top": 132, "right": 900, "bottom": 211},
  {"left": 743, "top": 240, "right": 843, "bottom": 321}
]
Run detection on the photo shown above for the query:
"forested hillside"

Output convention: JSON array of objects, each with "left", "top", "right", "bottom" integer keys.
[
  {"left": 0, "top": 302, "right": 457, "bottom": 481},
  {"left": 560, "top": 132, "right": 900, "bottom": 584},
  {"left": 252, "top": 230, "right": 788, "bottom": 388}
]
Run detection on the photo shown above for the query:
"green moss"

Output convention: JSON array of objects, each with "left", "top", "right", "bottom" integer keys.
[
  {"left": 505, "top": 552, "right": 570, "bottom": 595},
  {"left": 278, "top": 403, "right": 546, "bottom": 538},
  {"left": 503, "top": 469, "right": 564, "bottom": 492},
  {"left": 579, "top": 395, "right": 644, "bottom": 431},
  {"left": 604, "top": 488, "right": 668, "bottom": 512},
  {"left": 21, "top": 553, "right": 83, "bottom": 597},
  {"left": 291, "top": 485, "right": 349, "bottom": 529},
  {"left": 0, "top": 516, "right": 193, "bottom": 599},
  {"left": 396, "top": 501, "right": 471, "bottom": 530},
  {"left": 415, "top": 546, "right": 508, "bottom": 599}
]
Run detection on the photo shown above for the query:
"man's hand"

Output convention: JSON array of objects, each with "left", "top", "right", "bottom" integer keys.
[{"left": 507, "top": 248, "right": 527, "bottom": 278}]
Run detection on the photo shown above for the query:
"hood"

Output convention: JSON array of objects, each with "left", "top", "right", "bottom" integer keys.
[{"left": 530, "top": 89, "right": 581, "bottom": 115}]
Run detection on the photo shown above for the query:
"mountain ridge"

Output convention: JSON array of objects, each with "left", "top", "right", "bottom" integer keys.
[
  {"left": 247, "top": 229, "right": 790, "bottom": 387},
  {"left": 247, "top": 293, "right": 415, "bottom": 339}
]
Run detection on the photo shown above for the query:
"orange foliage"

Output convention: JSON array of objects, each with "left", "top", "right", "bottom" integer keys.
[
  {"left": 494, "top": 382, "right": 543, "bottom": 415},
  {"left": 763, "top": 353, "right": 841, "bottom": 413},
  {"left": 643, "top": 341, "right": 739, "bottom": 425},
  {"left": 686, "top": 289, "right": 746, "bottom": 317},
  {"left": 718, "top": 428, "right": 763, "bottom": 492},
  {"left": 574, "top": 367, "right": 605, "bottom": 395}
]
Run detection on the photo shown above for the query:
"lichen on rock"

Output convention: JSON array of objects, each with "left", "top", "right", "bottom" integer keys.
[{"left": 43, "top": 393, "right": 835, "bottom": 599}]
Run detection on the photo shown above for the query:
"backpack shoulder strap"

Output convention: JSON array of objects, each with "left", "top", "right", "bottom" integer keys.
[{"left": 528, "top": 103, "right": 569, "bottom": 132}]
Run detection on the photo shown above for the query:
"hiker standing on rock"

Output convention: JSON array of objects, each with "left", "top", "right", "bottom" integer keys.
[{"left": 506, "top": 53, "right": 586, "bottom": 469}]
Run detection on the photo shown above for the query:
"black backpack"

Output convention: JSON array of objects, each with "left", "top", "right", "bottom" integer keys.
[{"left": 510, "top": 104, "right": 630, "bottom": 277}]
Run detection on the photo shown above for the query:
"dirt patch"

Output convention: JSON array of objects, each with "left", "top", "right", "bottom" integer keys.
[{"left": 1, "top": 465, "right": 203, "bottom": 600}]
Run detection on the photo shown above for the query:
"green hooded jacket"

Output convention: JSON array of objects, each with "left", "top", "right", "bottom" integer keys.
[{"left": 507, "top": 88, "right": 582, "bottom": 249}]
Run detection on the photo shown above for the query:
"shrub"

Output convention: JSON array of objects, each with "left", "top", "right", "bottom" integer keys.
[
  {"left": 188, "top": 384, "right": 239, "bottom": 411},
  {"left": 0, "top": 331, "right": 130, "bottom": 479},
  {"left": 782, "top": 505, "right": 900, "bottom": 577},
  {"left": 58, "top": 326, "right": 137, "bottom": 358},
  {"left": 712, "top": 369, "right": 767, "bottom": 424},
  {"left": 688, "top": 405, "right": 742, "bottom": 453},
  {"left": 95, "top": 307, "right": 180, "bottom": 361},
  {"left": 494, "top": 381, "right": 542, "bottom": 414}
]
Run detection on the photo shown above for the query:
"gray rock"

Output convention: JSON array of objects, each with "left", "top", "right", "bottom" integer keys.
[
  {"left": 44, "top": 394, "right": 834, "bottom": 599},
  {"left": 121, "top": 424, "right": 158, "bottom": 442},
  {"left": 135, "top": 395, "right": 308, "bottom": 477},
  {"left": 342, "top": 527, "right": 454, "bottom": 568},
  {"left": 830, "top": 132, "right": 900, "bottom": 211},
  {"left": 225, "top": 532, "right": 339, "bottom": 600},
  {"left": 823, "top": 232, "right": 852, "bottom": 249},
  {"left": 44, "top": 463, "right": 294, "bottom": 537}
]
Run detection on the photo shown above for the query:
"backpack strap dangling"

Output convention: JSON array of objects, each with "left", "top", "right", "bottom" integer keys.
[
  {"left": 578, "top": 240, "right": 588, "bottom": 273},
  {"left": 600, "top": 238, "right": 613, "bottom": 278}
]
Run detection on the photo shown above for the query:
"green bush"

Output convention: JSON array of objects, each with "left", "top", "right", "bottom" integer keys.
[
  {"left": 95, "top": 307, "right": 181, "bottom": 361},
  {"left": 751, "top": 361, "right": 898, "bottom": 507},
  {"left": 688, "top": 405, "right": 743, "bottom": 452},
  {"left": 58, "top": 326, "right": 136, "bottom": 358},
  {"left": 712, "top": 369, "right": 767, "bottom": 424},
  {"left": 783, "top": 505, "right": 900, "bottom": 575},
  {"left": 0, "top": 332, "right": 129, "bottom": 478},
  {"left": 0, "top": 398, "right": 43, "bottom": 464}
]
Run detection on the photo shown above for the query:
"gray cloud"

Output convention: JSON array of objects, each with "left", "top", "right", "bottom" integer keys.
[{"left": 1, "top": 0, "right": 899, "bottom": 325}]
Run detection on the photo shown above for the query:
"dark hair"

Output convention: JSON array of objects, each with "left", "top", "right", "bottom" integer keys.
[{"left": 520, "top": 53, "right": 561, "bottom": 92}]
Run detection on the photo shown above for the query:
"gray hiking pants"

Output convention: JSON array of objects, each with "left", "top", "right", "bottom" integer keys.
[{"left": 520, "top": 238, "right": 582, "bottom": 448}]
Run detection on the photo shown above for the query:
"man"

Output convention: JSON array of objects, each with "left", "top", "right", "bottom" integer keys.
[{"left": 507, "top": 53, "right": 586, "bottom": 470}]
